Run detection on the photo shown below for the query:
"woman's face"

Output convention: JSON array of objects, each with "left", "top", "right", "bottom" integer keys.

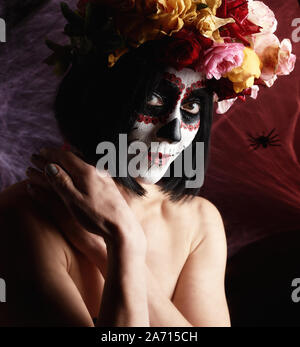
[{"left": 128, "top": 66, "right": 206, "bottom": 185}]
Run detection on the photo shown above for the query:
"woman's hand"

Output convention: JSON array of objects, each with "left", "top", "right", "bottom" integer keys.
[
  {"left": 26, "top": 148, "right": 147, "bottom": 266},
  {"left": 26, "top": 165, "right": 108, "bottom": 277}
]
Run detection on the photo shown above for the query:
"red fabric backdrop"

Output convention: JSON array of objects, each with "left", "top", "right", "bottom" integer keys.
[{"left": 200, "top": 0, "right": 300, "bottom": 256}]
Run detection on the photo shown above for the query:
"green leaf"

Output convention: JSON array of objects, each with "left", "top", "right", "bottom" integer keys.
[
  {"left": 60, "top": 2, "right": 84, "bottom": 28},
  {"left": 197, "top": 4, "right": 208, "bottom": 10},
  {"left": 45, "top": 39, "right": 64, "bottom": 52},
  {"left": 84, "top": 2, "right": 92, "bottom": 31},
  {"left": 43, "top": 45, "right": 72, "bottom": 77}
]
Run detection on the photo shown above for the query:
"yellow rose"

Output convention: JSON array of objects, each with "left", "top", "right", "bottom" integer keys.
[
  {"left": 199, "top": 0, "right": 222, "bottom": 15},
  {"left": 193, "top": 7, "right": 234, "bottom": 41},
  {"left": 190, "top": 1, "right": 234, "bottom": 41},
  {"left": 224, "top": 47, "right": 262, "bottom": 93},
  {"left": 115, "top": 0, "right": 199, "bottom": 47},
  {"left": 108, "top": 47, "right": 129, "bottom": 67}
]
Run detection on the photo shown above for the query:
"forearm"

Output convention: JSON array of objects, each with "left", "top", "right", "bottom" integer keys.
[
  {"left": 146, "top": 266, "right": 193, "bottom": 327},
  {"left": 96, "top": 240, "right": 149, "bottom": 327}
]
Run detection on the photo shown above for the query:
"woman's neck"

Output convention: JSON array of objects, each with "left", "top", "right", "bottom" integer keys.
[{"left": 117, "top": 179, "right": 164, "bottom": 212}]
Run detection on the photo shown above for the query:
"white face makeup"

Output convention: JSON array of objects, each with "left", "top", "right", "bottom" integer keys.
[{"left": 128, "top": 67, "right": 205, "bottom": 185}]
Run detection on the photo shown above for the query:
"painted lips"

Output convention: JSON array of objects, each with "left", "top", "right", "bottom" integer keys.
[{"left": 148, "top": 152, "right": 171, "bottom": 166}]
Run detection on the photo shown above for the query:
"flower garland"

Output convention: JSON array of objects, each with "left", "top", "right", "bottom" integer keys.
[{"left": 45, "top": 0, "right": 296, "bottom": 114}]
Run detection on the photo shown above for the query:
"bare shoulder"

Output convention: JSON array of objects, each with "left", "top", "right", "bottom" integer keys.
[
  {"left": 0, "top": 181, "right": 98, "bottom": 326},
  {"left": 0, "top": 180, "right": 71, "bottom": 273},
  {"left": 195, "top": 196, "right": 224, "bottom": 227},
  {"left": 184, "top": 196, "right": 226, "bottom": 255}
]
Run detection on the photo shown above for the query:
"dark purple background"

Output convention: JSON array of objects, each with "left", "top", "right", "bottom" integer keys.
[{"left": 1, "top": 0, "right": 300, "bottom": 325}]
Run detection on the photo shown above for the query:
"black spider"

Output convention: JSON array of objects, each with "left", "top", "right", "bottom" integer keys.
[{"left": 247, "top": 128, "right": 281, "bottom": 150}]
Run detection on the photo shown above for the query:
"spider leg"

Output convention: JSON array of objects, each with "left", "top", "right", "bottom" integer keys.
[
  {"left": 267, "top": 128, "right": 276, "bottom": 137},
  {"left": 269, "top": 134, "right": 279, "bottom": 140},
  {"left": 250, "top": 143, "right": 260, "bottom": 150},
  {"left": 270, "top": 139, "right": 280, "bottom": 144},
  {"left": 269, "top": 143, "right": 281, "bottom": 147},
  {"left": 246, "top": 133, "right": 257, "bottom": 141}
]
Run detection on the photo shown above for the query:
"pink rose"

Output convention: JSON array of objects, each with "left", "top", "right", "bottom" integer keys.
[
  {"left": 252, "top": 33, "right": 280, "bottom": 81},
  {"left": 216, "top": 98, "right": 237, "bottom": 114},
  {"left": 252, "top": 34, "right": 296, "bottom": 85},
  {"left": 276, "top": 39, "right": 296, "bottom": 76},
  {"left": 201, "top": 43, "right": 245, "bottom": 80}
]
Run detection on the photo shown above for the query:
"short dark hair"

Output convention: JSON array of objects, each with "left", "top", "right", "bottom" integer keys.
[{"left": 54, "top": 41, "right": 214, "bottom": 201}]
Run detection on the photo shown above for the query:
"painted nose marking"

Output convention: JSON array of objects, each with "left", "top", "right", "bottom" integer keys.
[{"left": 156, "top": 118, "right": 181, "bottom": 143}]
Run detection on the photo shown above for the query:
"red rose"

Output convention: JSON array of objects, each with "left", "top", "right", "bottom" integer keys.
[
  {"left": 159, "top": 29, "right": 212, "bottom": 71},
  {"left": 217, "top": 0, "right": 261, "bottom": 46},
  {"left": 206, "top": 77, "right": 256, "bottom": 101}
]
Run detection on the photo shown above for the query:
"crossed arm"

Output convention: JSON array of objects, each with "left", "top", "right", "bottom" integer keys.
[
  {"left": 0, "top": 192, "right": 230, "bottom": 327},
  {"left": 146, "top": 200, "right": 230, "bottom": 327}
]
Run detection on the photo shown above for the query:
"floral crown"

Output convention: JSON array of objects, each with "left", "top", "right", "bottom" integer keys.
[{"left": 45, "top": 0, "right": 296, "bottom": 114}]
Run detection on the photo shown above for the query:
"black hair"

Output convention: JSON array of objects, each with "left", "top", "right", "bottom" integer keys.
[{"left": 54, "top": 40, "right": 214, "bottom": 202}]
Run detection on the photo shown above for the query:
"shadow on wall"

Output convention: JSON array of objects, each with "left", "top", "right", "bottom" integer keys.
[{"left": 226, "top": 229, "right": 300, "bottom": 327}]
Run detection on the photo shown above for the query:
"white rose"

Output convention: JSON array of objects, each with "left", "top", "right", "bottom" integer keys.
[{"left": 247, "top": 0, "right": 277, "bottom": 34}]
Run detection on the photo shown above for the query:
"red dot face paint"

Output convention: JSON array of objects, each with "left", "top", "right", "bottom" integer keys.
[
  {"left": 128, "top": 67, "right": 206, "bottom": 185},
  {"left": 148, "top": 152, "right": 171, "bottom": 167}
]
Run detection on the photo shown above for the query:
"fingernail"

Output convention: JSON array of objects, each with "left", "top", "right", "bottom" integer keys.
[{"left": 45, "top": 164, "right": 58, "bottom": 177}]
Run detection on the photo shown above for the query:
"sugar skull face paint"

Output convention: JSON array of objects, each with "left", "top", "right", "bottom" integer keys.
[{"left": 128, "top": 67, "right": 207, "bottom": 185}]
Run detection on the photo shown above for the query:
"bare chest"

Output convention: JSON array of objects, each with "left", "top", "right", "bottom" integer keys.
[{"left": 69, "top": 215, "right": 195, "bottom": 319}]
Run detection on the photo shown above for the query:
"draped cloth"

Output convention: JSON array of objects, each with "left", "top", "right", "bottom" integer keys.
[{"left": 0, "top": 0, "right": 299, "bottom": 258}]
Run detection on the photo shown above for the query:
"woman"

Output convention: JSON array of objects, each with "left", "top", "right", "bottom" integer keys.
[
  {"left": 0, "top": 42, "right": 230, "bottom": 328},
  {"left": 0, "top": 0, "right": 294, "bottom": 327}
]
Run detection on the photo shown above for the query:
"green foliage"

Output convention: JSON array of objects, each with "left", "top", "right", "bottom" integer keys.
[
  {"left": 44, "top": 1, "right": 126, "bottom": 76},
  {"left": 197, "top": 4, "right": 208, "bottom": 10}
]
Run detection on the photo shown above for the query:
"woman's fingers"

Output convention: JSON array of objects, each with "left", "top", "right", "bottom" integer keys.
[
  {"left": 44, "top": 162, "right": 83, "bottom": 204},
  {"left": 26, "top": 166, "right": 50, "bottom": 190},
  {"left": 30, "top": 153, "right": 48, "bottom": 171},
  {"left": 40, "top": 148, "right": 89, "bottom": 177},
  {"left": 27, "top": 148, "right": 109, "bottom": 275}
]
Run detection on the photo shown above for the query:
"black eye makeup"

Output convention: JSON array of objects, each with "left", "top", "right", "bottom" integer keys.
[
  {"left": 147, "top": 92, "right": 164, "bottom": 107},
  {"left": 138, "top": 79, "right": 209, "bottom": 124},
  {"left": 143, "top": 79, "right": 180, "bottom": 118},
  {"left": 181, "top": 102, "right": 200, "bottom": 114},
  {"left": 180, "top": 88, "right": 211, "bottom": 124},
  {"left": 180, "top": 96, "right": 202, "bottom": 124}
]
